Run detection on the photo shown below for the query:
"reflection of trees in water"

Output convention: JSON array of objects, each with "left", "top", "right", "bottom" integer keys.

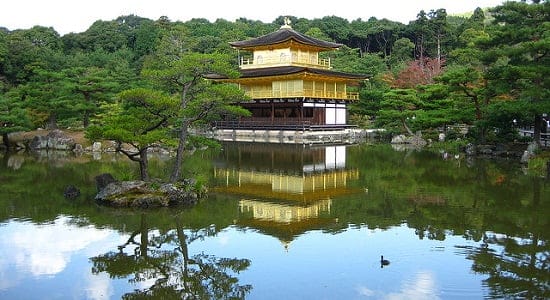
[
  {"left": 90, "top": 214, "right": 252, "bottom": 299},
  {"left": 466, "top": 233, "right": 549, "bottom": 299},
  {"left": 461, "top": 178, "right": 549, "bottom": 299},
  {"left": 401, "top": 169, "right": 549, "bottom": 298}
]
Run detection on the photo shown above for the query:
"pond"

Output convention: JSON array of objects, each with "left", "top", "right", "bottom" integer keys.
[{"left": 0, "top": 142, "right": 548, "bottom": 299}]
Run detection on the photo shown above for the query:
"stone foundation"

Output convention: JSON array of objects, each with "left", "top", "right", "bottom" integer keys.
[{"left": 212, "top": 128, "right": 382, "bottom": 144}]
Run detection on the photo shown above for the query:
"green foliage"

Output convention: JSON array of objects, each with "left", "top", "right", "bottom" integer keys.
[
  {"left": 17, "top": 68, "right": 73, "bottom": 128},
  {"left": 142, "top": 48, "right": 249, "bottom": 181},
  {"left": 484, "top": 100, "right": 542, "bottom": 142},
  {"left": 389, "top": 37, "right": 415, "bottom": 66},
  {"left": 377, "top": 88, "right": 421, "bottom": 133},
  {"left": 0, "top": 92, "right": 31, "bottom": 133},
  {"left": 0, "top": 92, "right": 32, "bottom": 147},
  {"left": 527, "top": 156, "right": 550, "bottom": 177},
  {"left": 86, "top": 88, "right": 178, "bottom": 180},
  {"left": 413, "top": 84, "right": 465, "bottom": 131},
  {"left": 0, "top": 2, "right": 548, "bottom": 146},
  {"left": 87, "top": 88, "right": 177, "bottom": 144}
]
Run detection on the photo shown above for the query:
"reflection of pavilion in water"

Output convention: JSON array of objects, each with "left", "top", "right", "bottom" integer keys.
[{"left": 213, "top": 142, "right": 360, "bottom": 246}]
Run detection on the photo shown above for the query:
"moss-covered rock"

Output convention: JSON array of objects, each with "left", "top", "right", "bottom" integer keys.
[{"left": 95, "top": 180, "right": 200, "bottom": 208}]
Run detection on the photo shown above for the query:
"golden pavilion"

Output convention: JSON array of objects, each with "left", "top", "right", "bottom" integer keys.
[{"left": 212, "top": 18, "right": 369, "bottom": 141}]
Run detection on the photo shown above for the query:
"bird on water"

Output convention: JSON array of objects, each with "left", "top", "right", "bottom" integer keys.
[{"left": 381, "top": 255, "right": 390, "bottom": 267}]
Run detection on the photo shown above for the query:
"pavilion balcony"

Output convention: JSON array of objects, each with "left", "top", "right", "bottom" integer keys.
[
  {"left": 239, "top": 57, "right": 331, "bottom": 70},
  {"left": 242, "top": 90, "right": 359, "bottom": 100}
]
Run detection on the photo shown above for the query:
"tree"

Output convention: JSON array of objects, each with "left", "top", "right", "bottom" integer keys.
[
  {"left": 2, "top": 26, "right": 64, "bottom": 85},
  {"left": 311, "top": 16, "right": 351, "bottom": 44},
  {"left": 481, "top": 1, "right": 550, "bottom": 145},
  {"left": 80, "top": 20, "right": 128, "bottom": 52},
  {"left": 438, "top": 66, "right": 486, "bottom": 122},
  {"left": 86, "top": 88, "right": 178, "bottom": 181},
  {"left": 0, "top": 30, "right": 7, "bottom": 72},
  {"left": 331, "top": 46, "right": 386, "bottom": 75},
  {"left": 377, "top": 88, "right": 423, "bottom": 134},
  {"left": 64, "top": 66, "right": 119, "bottom": 127},
  {"left": 370, "top": 18, "right": 402, "bottom": 58},
  {"left": 18, "top": 68, "right": 72, "bottom": 129},
  {"left": 390, "top": 57, "right": 445, "bottom": 88},
  {"left": 143, "top": 52, "right": 249, "bottom": 183},
  {"left": 467, "top": 7, "right": 486, "bottom": 31},
  {"left": 427, "top": 9, "right": 448, "bottom": 69},
  {"left": 389, "top": 37, "right": 415, "bottom": 67},
  {"left": 414, "top": 83, "right": 473, "bottom": 132},
  {"left": 0, "top": 92, "right": 32, "bottom": 150},
  {"left": 411, "top": 10, "right": 430, "bottom": 60}
]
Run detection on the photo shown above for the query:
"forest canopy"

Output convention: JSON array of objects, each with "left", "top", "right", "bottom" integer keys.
[{"left": 1, "top": 0, "right": 549, "bottom": 147}]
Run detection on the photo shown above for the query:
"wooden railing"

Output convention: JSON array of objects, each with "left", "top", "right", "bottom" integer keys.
[
  {"left": 243, "top": 90, "right": 359, "bottom": 100},
  {"left": 239, "top": 57, "right": 331, "bottom": 69},
  {"left": 519, "top": 127, "right": 550, "bottom": 147}
]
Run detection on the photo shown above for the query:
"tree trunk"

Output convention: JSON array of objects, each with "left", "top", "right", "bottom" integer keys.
[
  {"left": 170, "top": 79, "right": 195, "bottom": 183},
  {"left": 139, "top": 149, "right": 150, "bottom": 181},
  {"left": 47, "top": 113, "right": 58, "bottom": 130},
  {"left": 176, "top": 217, "right": 190, "bottom": 273},
  {"left": 83, "top": 92, "right": 91, "bottom": 128},
  {"left": 2, "top": 132, "right": 10, "bottom": 151},
  {"left": 402, "top": 119, "right": 414, "bottom": 135},
  {"left": 436, "top": 35, "right": 441, "bottom": 70},
  {"left": 139, "top": 214, "right": 148, "bottom": 258},
  {"left": 83, "top": 110, "right": 90, "bottom": 128},
  {"left": 170, "top": 122, "right": 189, "bottom": 183}
]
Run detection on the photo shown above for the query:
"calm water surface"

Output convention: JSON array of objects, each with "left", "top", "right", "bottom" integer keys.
[{"left": 0, "top": 143, "right": 548, "bottom": 299}]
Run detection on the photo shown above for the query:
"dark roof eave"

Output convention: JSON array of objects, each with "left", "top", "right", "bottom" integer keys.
[{"left": 207, "top": 66, "right": 370, "bottom": 81}]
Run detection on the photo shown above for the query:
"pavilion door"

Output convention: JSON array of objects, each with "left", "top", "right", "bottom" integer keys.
[{"left": 313, "top": 109, "right": 325, "bottom": 125}]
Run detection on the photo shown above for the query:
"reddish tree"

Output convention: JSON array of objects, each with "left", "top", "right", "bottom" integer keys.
[{"left": 392, "top": 57, "right": 444, "bottom": 88}]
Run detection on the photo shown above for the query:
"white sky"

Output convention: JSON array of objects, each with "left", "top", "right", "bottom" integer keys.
[{"left": 2, "top": 0, "right": 510, "bottom": 35}]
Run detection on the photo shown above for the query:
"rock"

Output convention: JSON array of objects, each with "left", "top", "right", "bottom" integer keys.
[
  {"left": 95, "top": 173, "right": 117, "bottom": 192},
  {"left": 92, "top": 142, "right": 102, "bottom": 152},
  {"left": 63, "top": 185, "right": 80, "bottom": 199},
  {"left": 478, "top": 145, "right": 494, "bottom": 155},
  {"left": 95, "top": 181, "right": 166, "bottom": 207},
  {"left": 29, "top": 130, "right": 75, "bottom": 151},
  {"left": 464, "top": 143, "right": 476, "bottom": 156},
  {"left": 159, "top": 183, "right": 198, "bottom": 206},
  {"left": 438, "top": 133, "right": 446, "bottom": 142},
  {"left": 526, "top": 141, "right": 539, "bottom": 154},
  {"left": 29, "top": 135, "right": 48, "bottom": 150},
  {"left": 391, "top": 134, "right": 407, "bottom": 144},
  {"left": 391, "top": 134, "right": 427, "bottom": 146},
  {"left": 520, "top": 142, "right": 537, "bottom": 164},
  {"left": 15, "top": 142, "right": 26, "bottom": 150},
  {"left": 409, "top": 135, "right": 427, "bottom": 147},
  {"left": 521, "top": 150, "right": 533, "bottom": 164},
  {"left": 74, "top": 144, "right": 84, "bottom": 152},
  {"left": 95, "top": 180, "right": 200, "bottom": 207}
]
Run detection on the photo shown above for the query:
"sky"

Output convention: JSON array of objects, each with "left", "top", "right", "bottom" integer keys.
[{"left": 1, "top": 0, "right": 510, "bottom": 35}]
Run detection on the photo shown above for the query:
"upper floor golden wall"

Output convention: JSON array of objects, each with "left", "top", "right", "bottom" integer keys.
[{"left": 239, "top": 47, "right": 331, "bottom": 70}]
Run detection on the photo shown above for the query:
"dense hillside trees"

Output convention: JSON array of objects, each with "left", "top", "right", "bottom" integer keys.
[
  {"left": 0, "top": 0, "right": 548, "bottom": 150},
  {"left": 481, "top": 1, "right": 550, "bottom": 144}
]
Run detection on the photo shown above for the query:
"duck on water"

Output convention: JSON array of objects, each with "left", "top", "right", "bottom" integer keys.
[{"left": 381, "top": 255, "right": 390, "bottom": 268}]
